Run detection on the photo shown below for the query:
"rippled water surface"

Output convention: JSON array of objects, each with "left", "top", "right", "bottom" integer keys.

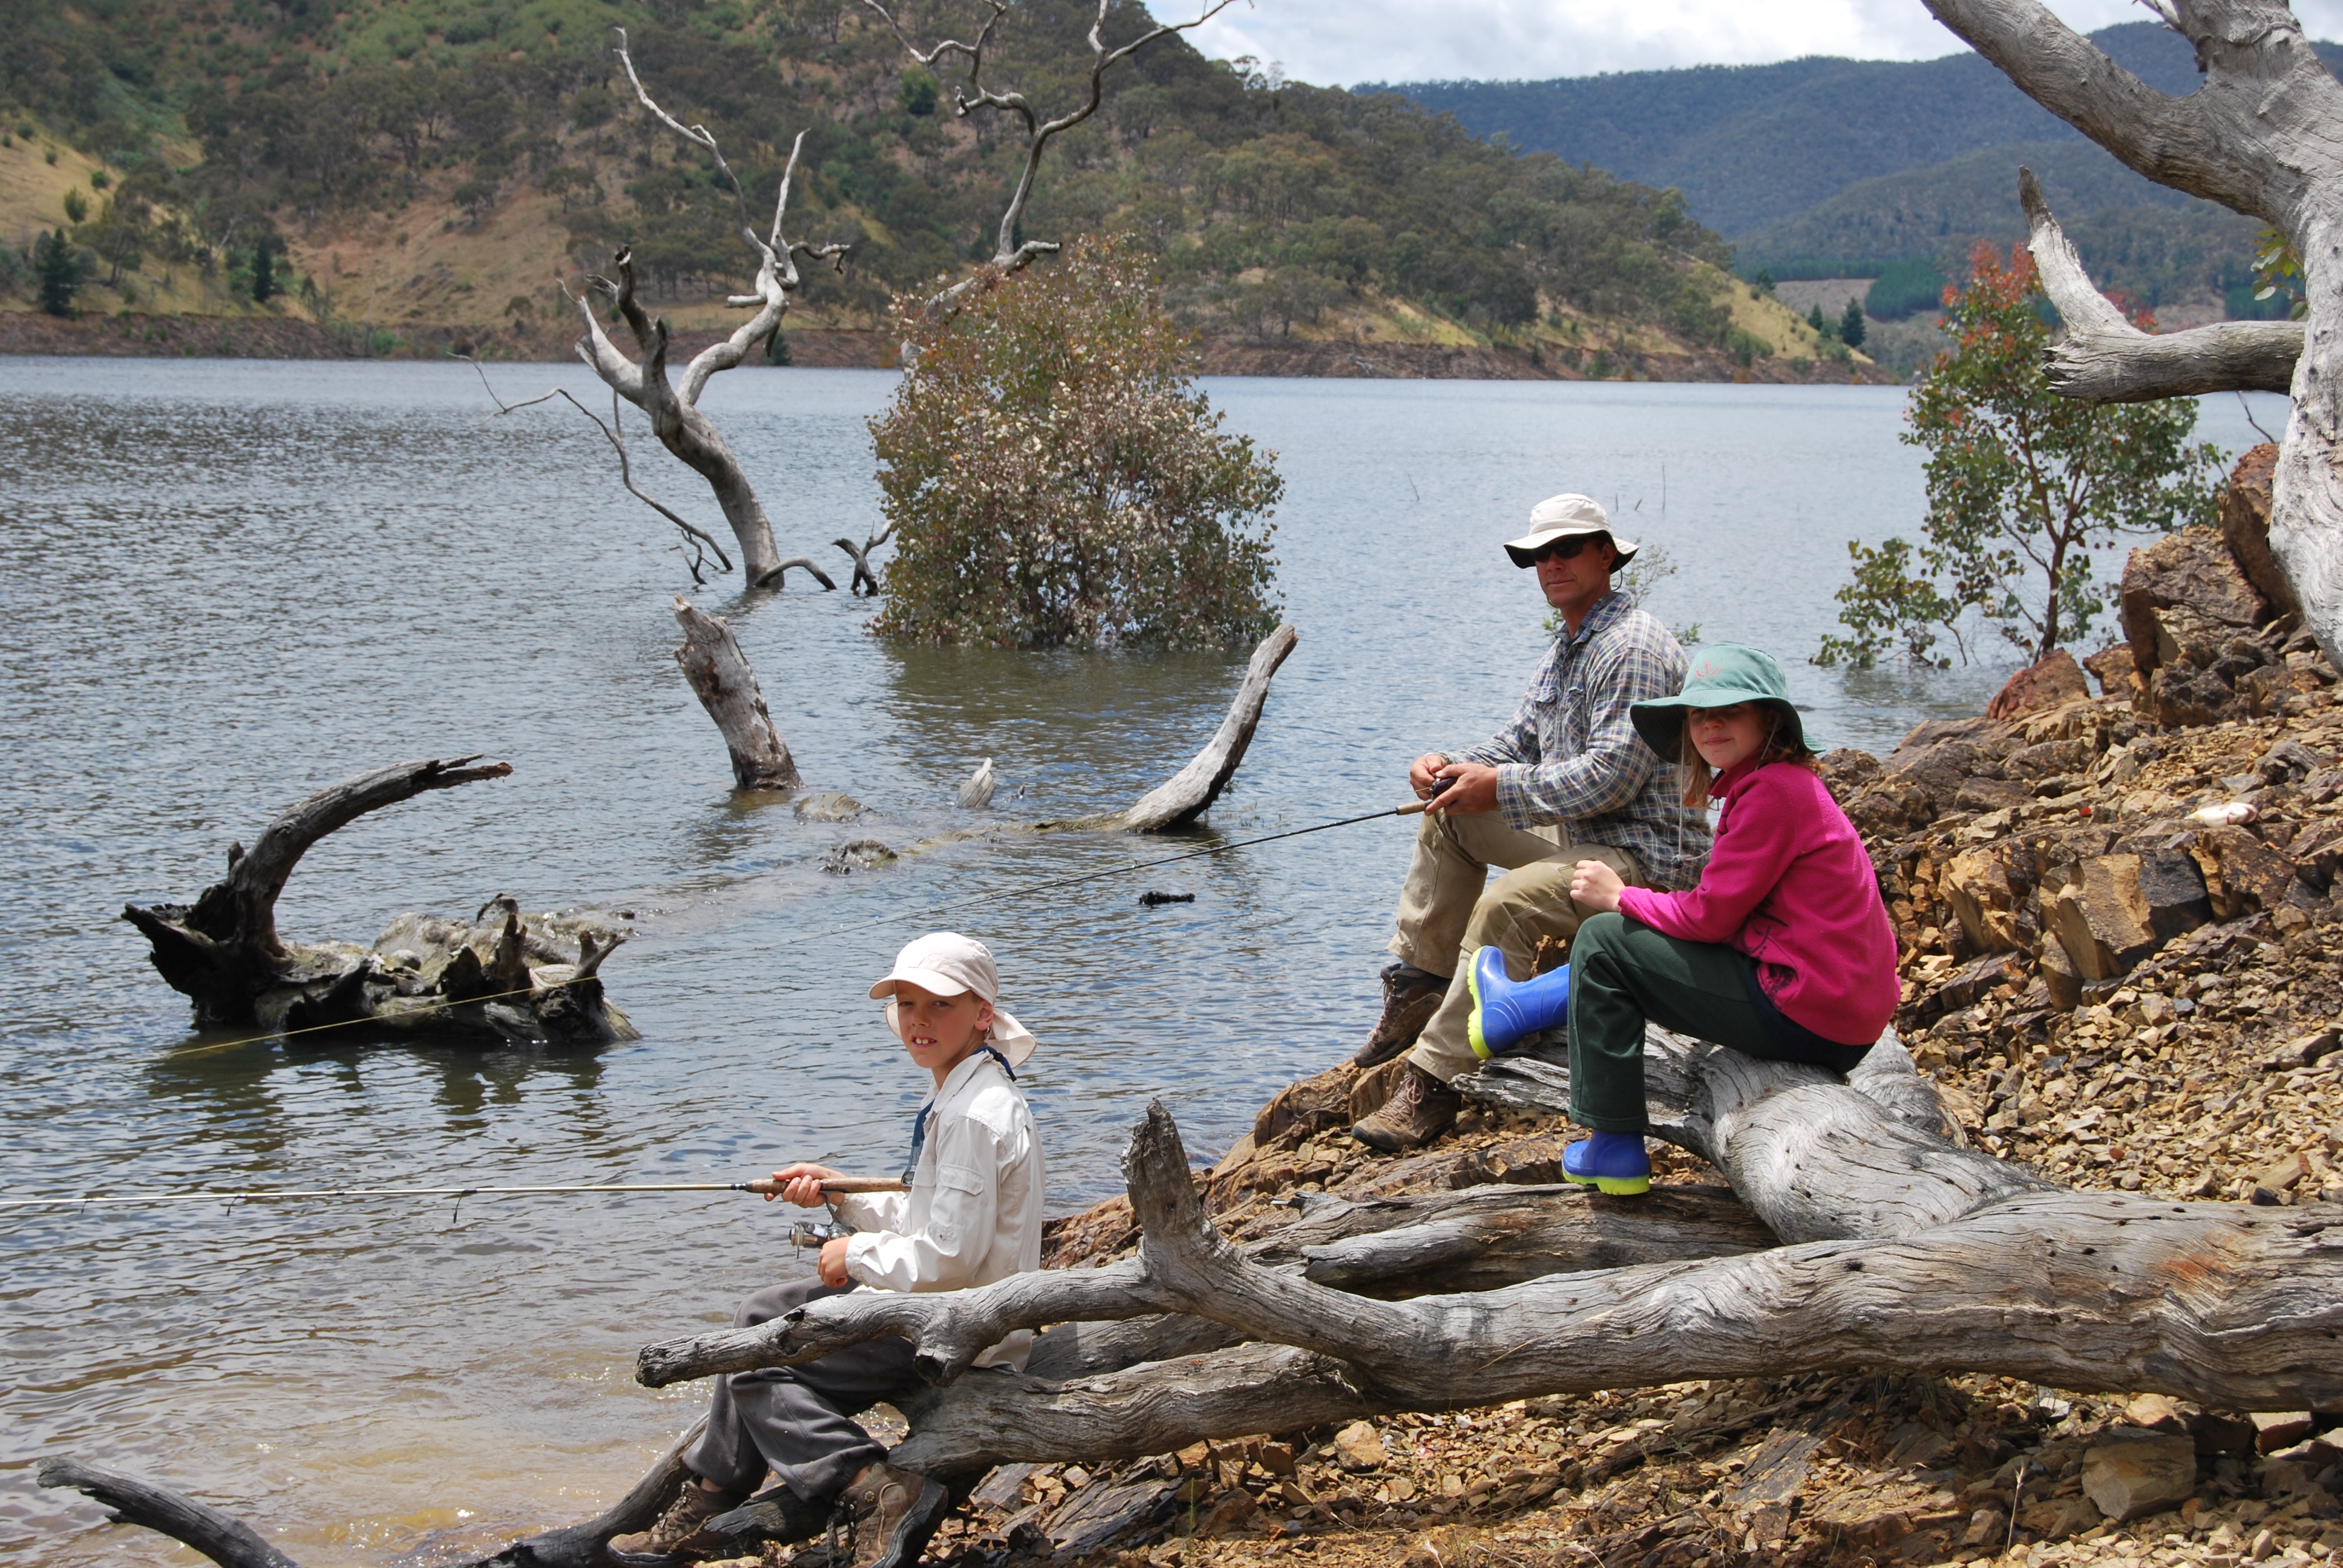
[{"left": 0, "top": 358, "right": 2278, "bottom": 1564}]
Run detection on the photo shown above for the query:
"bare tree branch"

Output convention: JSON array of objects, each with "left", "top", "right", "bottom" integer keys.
[
  {"left": 2018, "top": 167, "right": 2301, "bottom": 402},
  {"left": 865, "top": 0, "right": 1245, "bottom": 308},
  {"left": 833, "top": 523, "right": 896, "bottom": 595},
  {"left": 468, "top": 355, "right": 735, "bottom": 580}
]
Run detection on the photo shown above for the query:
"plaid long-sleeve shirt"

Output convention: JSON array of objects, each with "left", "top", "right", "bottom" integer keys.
[{"left": 1455, "top": 593, "right": 1712, "bottom": 890}]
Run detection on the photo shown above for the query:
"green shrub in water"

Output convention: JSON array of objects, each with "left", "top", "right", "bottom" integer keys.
[{"left": 869, "top": 235, "right": 1283, "bottom": 650}]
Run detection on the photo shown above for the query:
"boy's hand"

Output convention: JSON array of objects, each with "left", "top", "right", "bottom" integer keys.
[
  {"left": 818, "top": 1236, "right": 851, "bottom": 1289},
  {"left": 769, "top": 1162, "right": 841, "bottom": 1207},
  {"left": 1570, "top": 858, "right": 1625, "bottom": 915}
]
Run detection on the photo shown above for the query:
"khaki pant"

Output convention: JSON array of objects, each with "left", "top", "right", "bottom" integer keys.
[{"left": 1389, "top": 809, "right": 1643, "bottom": 1086}]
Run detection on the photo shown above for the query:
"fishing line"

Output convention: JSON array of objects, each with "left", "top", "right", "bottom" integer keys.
[{"left": 148, "top": 800, "right": 1438, "bottom": 1060}]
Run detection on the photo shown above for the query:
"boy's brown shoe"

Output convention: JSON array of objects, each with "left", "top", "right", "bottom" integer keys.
[
  {"left": 608, "top": 1478, "right": 746, "bottom": 1563},
  {"left": 841, "top": 1461, "right": 949, "bottom": 1568},
  {"left": 1351, "top": 962, "right": 1450, "bottom": 1068},
  {"left": 1348, "top": 1060, "right": 1461, "bottom": 1152}
]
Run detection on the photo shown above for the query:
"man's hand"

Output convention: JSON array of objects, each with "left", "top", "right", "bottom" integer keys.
[
  {"left": 1408, "top": 753, "right": 1452, "bottom": 799},
  {"left": 768, "top": 1161, "right": 841, "bottom": 1208},
  {"left": 1570, "top": 858, "right": 1625, "bottom": 915},
  {"left": 818, "top": 1235, "right": 851, "bottom": 1289},
  {"left": 1424, "top": 760, "right": 1501, "bottom": 815}
]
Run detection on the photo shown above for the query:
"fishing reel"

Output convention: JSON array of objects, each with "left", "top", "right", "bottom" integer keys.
[{"left": 787, "top": 1218, "right": 853, "bottom": 1256}]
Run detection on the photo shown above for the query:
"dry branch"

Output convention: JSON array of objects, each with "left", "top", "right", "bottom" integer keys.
[
  {"left": 2017, "top": 168, "right": 2301, "bottom": 402},
  {"left": 672, "top": 596, "right": 801, "bottom": 791},
  {"left": 834, "top": 523, "right": 894, "bottom": 595},
  {"left": 37, "top": 1417, "right": 708, "bottom": 1568}
]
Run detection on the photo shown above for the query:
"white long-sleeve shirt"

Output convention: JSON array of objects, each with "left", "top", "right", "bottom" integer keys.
[{"left": 830, "top": 1050, "right": 1045, "bottom": 1369}]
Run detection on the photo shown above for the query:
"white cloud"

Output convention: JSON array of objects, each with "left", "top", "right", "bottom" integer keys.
[{"left": 1184, "top": 0, "right": 2343, "bottom": 87}]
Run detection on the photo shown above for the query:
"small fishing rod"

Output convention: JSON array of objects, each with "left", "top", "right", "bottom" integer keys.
[
  {"left": 0, "top": 1175, "right": 908, "bottom": 1211},
  {"left": 157, "top": 795, "right": 1453, "bottom": 1059}
]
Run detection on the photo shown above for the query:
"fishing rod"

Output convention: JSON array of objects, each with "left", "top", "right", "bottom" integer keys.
[
  {"left": 0, "top": 1175, "right": 908, "bottom": 1211},
  {"left": 157, "top": 795, "right": 1452, "bottom": 1059}
]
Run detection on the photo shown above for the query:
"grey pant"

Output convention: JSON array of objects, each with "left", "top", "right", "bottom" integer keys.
[{"left": 682, "top": 1278, "right": 921, "bottom": 1503}]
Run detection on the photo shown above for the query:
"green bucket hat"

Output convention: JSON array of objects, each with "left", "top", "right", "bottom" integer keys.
[{"left": 1630, "top": 644, "right": 1812, "bottom": 759}]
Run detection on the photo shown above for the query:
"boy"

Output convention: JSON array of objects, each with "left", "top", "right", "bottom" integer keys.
[{"left": 612, "top": 932, "right": 1046, "bottom": 1568}]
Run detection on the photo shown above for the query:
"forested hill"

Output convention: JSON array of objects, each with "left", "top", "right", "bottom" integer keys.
[
  {"left": 1383, "top": 23, "right": 2343, "bottom": 314},
  {"left": 0, "top": 0, "right": 1843, "bottom": 376}
]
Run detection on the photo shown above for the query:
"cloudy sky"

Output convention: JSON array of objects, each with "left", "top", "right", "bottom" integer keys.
[{"left": 1185, "top": 0, "right": 2343, "bottom": 87}]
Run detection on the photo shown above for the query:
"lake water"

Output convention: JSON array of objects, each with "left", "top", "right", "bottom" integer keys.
[{"left": 0, "top": 358, "right": 2285, "bottom": 1564}]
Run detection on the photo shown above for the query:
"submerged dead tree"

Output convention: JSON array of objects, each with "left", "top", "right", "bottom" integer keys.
[
  {"left": 673, "top": 595, "right": 801, "bottom": 792},
  {"left": 566, "top": 30, "right": 845, "bottom": 590},
  {"left": 1918, "top": 0, "right": 2343, "bottom": 665},
  {"left": 120, "top": 757, "right": 636, "bottom": 1046},
  {"left": 50, "top": 1026, "right": 2343, "bottom": 1564}
]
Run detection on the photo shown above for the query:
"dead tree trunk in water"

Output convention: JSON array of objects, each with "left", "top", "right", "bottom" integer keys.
[
  {"left": 673, "top": 595, "right": 801, "bottom": 792},
  {"left": 1919, "top": 0, "right": 2343, "bottom": 667},
  {"left": 120, "top": 758, "right": 637, "bottom": 1045},
  {"left": 567, "top": 30, "right": 845, "bottom": 590}
]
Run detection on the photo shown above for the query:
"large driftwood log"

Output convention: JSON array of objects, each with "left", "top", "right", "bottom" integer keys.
[
  {"left": 2019, "top": 168, "right": 2301, "bottom": 400},
  {"left": 673, "top": 595, "right": 801, "bottom": 792},
  {"left": 1919, "top": 0, "right": 2343, "bottom": 667},
  {"left": 567, "top": 33, "right": 845, "bottom": 589},
  {"left": 638, "top": 1036, "right": 2343, "bottom": 1475},
  {"left": 120, "top": 759, "right": 635, "bottom": 1045}
]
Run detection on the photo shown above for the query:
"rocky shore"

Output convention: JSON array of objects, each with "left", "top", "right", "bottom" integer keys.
[{"left": 721, "top": 446, "right": 2341, "bottom": 1568}]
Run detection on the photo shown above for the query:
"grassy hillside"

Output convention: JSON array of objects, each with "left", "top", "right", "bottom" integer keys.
[
  {"left": 1383, "top": 22, "right": 2343, "bottom": 315},
  {"left": 0, "top": 0, "right": 1866, "bottom": 376}
]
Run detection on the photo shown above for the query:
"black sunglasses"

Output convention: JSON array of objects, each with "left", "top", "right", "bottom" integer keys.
[{"left": 1530, "top": 534, "right": 1607, "bottom": 563}]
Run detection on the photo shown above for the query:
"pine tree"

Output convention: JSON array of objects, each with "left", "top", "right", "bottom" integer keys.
[
  {"left": 1807, "top": 301, "right": 1829, "bottom": 338},
  {"left": 250, "top": 233, "right": 276, "bottom": 304},
  {"left": 1840, "top": 295, "right": 1867, "bottom": 349},
  {"left": 35, "top": 228, "right": 77, "bottom": 316}
]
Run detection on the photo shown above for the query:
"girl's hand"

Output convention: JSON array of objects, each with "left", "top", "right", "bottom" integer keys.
[
  {"left": 818, "top": 1236, "right": 851, "bottom": 1289},
  {"left": 1570, "top": 858, "right": 1625, "bottom": 915},
  {"left": 769, "top": 1162, "right": 840, "bottom": 1208}
]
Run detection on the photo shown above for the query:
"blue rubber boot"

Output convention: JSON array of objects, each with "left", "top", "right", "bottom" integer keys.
[
  {"left": 1563, "top": 1131, "right": 1651, "bottom": 1196},
  {"left": 1464, "top": 945, "right": 1570, "bottom": 1060}
]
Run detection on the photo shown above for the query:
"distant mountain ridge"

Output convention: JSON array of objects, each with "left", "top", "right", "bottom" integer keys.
[{"left": 1374, "top": 23, "right": 2343, "bottom": 308}]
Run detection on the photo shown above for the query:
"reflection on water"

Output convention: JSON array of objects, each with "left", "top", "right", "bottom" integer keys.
[{"left": 0, "top": 357, "right": 2277, "bottom": 1565}]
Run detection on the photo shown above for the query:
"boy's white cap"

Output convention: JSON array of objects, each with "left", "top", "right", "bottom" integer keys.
[
  {"left": 868, "top": 931, "right": 1038, "bottom": 1066},
  {"left": 1502, "top": 492, "right": 1640, "bottom": 569}
]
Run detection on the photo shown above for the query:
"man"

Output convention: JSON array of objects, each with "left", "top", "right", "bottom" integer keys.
[{"left": 1349, "top": 493, "right": 1710, "bottom": 1152}]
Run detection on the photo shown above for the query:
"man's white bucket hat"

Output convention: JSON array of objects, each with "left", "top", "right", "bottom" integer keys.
[
  {"left": 1503, "top": 492, "right": 1640, "bottom": 570},
  {"left": 868, "top": 931, "right": 1038, "bottom": 1066}
]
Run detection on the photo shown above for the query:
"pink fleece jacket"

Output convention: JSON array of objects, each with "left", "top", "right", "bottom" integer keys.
[{"left": 1616, "top": 758, "right": 1899, "bottom": 1048}]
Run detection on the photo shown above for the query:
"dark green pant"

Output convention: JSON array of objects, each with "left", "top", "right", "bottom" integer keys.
[{"left": 1567, "top": 912, "right": 1870, "bottom": 1132}]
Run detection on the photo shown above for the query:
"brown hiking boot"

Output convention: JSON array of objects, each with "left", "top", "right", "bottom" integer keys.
[
  {"left": 840, "top": 1461, "right": 949, "bottom": 1568},
  {"left": 1348, "top": 1059, "right": 1462, "bottom": 1152},
  {"left": 1351, "top": 962, "right": 1450, "bottom": 1068},
  {"left": 608, "top": 1478, "right": 745, "bottom": 1563}
]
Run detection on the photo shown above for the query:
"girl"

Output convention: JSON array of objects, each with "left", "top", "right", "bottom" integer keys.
[{"left": 1465, "top": 645, "right": 1900, "bottom": 1194}]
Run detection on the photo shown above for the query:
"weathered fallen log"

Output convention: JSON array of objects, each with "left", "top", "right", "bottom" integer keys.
[
  {"left": 121, "top": 758, "right": 635, "bottom": 1045},
  {"left": 636, "top": 1041, "right": 2343, "bottom": 1477},
  {"left": 672, "top": 595, "right": 801, "bottom": 792}
]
